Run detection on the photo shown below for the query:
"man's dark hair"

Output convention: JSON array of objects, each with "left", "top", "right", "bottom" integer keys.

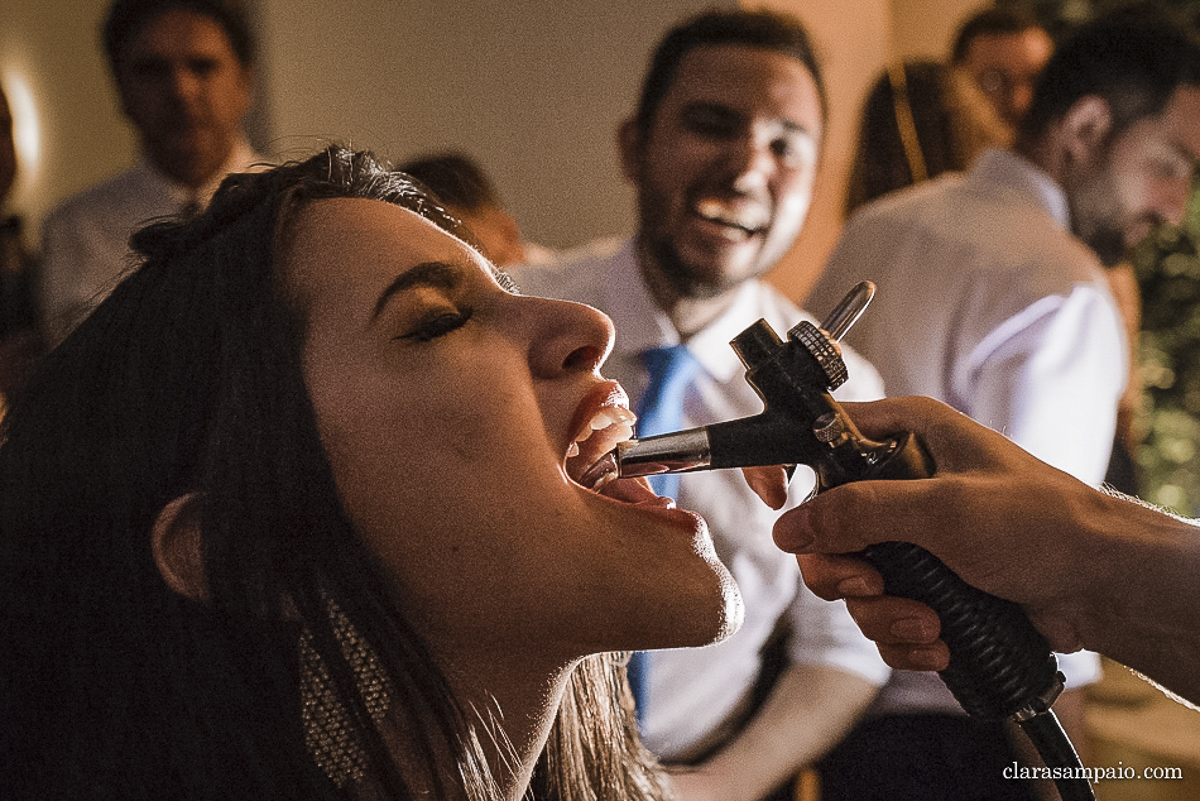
[
  {"left": 1019, "top": 9, "right": 1200, "bottom": 143},
  {"left": 950, "top": 6, "right": 1045, "bottom": 64},
  {"left": 399, "top": 152, "right": 503, "bottom": 213},
  {"left": 103, "top": 0, "right": 256, "bottom": 74},
  {"left": 632, "top": 8, "right": 825, "bottom": 139}
]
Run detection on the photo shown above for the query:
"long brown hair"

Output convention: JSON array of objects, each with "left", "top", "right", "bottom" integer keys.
[
  {"left": 845, "top": 61, "right": 1009, "bottom": 215},
  {"left": 0, "top": 146, "right": 669, "bottom": 800}
]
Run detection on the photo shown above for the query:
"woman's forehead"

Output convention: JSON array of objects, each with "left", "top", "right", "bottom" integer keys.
[
  {"left": 292, "top": 197, "right": 461, "bottom": 254},
  {"left": 283, "top": 198, "right": 484, "bottom": 294}
]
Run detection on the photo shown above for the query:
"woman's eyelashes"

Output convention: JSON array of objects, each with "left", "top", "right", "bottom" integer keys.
[{"left": 396, "top": 307, "right": 474, "bottom": 342}]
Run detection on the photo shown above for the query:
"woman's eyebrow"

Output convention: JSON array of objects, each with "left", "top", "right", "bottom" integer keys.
[{"left": 372, "top": 260, "right": 462, "bottom": 320}]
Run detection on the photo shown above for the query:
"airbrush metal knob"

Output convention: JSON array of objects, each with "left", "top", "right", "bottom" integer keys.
[
  {"left": 812, "top": 412, "right": 847, "bottom": 445},
  {"left": 790, "top": 321, "right": 848, "bottom": 390},
  {"left": 787, "top": 280, "right": 877, "bottom": 391}
]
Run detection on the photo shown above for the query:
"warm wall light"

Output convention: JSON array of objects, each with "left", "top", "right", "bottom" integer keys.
[{"left": 2, "top": 69, "right": 42, "bottom": 199}]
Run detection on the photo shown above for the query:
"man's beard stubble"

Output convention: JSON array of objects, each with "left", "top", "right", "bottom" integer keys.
[
  {"left": 648, "top": 237, "right": 730, "bottom": 301},
  {"left": 1083, "top": 225, "right": 1129, "bottom": 268}
]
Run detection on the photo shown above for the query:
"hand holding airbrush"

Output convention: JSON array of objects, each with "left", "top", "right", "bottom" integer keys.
[{"left": 612, "top": 282, "right": 1095, "bottom": 801}]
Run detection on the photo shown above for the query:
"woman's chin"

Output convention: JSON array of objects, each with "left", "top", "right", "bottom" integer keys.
[
  {"left": 568, "top": 487, "right": 745, "bottom": 650},
  {"left": 683, "top": 523, "right": 744, "bottom": 646},
  {"left": 645, "top": 560, "right": 744, "bottom": 651},
  {"left": 712, "top": 565, "right": 745, "bottom": 643},
  {"left": 694, "top": 561, "right": 744, "bottom": 646}
]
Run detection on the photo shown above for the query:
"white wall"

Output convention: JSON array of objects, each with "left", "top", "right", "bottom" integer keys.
[
  {"left": 6, "top": 0, "right": 981, "bottom": 300},
  {"left": 257, "top": 0, "right": 724, "bottom": 250},
  {"left": 893, "top": 0, "right": 985, "bottom": 60}
]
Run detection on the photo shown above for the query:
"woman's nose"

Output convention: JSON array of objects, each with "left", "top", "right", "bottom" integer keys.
[{"left": 525, "top": 296, "right": 615, "bottom": 379}]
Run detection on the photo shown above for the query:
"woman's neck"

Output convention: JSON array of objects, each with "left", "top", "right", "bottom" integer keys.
[
  {"left": 371, "top": 649, "right": 580, "bottom": 801},
  {"left": 447, "top": 656, "right": 580, "bottom": 800}
]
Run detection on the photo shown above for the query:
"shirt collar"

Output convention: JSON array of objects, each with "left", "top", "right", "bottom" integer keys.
[
  {"left": 606, "top": 239, "right": 770, "bottom": 383},
  {"left": 134, "top": 137, "right": 260, "bottom": 210},
  {"left": 970, "top": 148, "right": 1071, "bottom": 229},
  {"left": 604, "top": 241, "right": 678, "bottom": 353},
  {"left": 685, "top": 280, "right": 765, "bottom": 383}
]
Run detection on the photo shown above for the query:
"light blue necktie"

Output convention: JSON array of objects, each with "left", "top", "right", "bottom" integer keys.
[
  {"left": 627, "top": 343, "right": 700, "bottom": 727},
  {"left": 636, "top": 344, "right": 701, "bottom": 499}
]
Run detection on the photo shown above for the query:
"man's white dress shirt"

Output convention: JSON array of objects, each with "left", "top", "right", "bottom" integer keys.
[
  {"left": 809, "top": 148, "right": 1125, "bottom": 711},
  {"left": 40, "top": 139, "right": 267, "bottom": 344}
]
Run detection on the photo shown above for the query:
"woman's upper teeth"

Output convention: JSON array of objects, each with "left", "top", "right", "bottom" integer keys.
[
  {"left": 574, "top": 406, "right": 636, "bottom": 446},
  {"left": 567, "top": 407, "right": 636, "bottom": 487}
]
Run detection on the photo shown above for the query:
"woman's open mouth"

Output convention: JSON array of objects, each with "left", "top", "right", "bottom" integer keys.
[
  {"left": 564, "top": 383, "right": 675, "bottom": 508},
  {"left": 566, "top": 405, "right": 635, "bottom": 492}
]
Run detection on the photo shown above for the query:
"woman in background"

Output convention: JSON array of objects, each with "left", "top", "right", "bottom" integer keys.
[
  {"left": 844, "top": 60, "right": 1010, "bottom": 215},
  {"left": 0, "top": 146, "right": 742, "bottom": 800}
]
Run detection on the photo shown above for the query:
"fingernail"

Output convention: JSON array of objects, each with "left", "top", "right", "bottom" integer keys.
[
  {"left": 910, "top": 647, "right": 947, "bottom": 670},
  {"left": 774, "top": 509, "right": 814, "bottom": 552},
  {"left": 836, "top": 576, "right": 872, "bottom": 596},
  {"left": 746, "top": 468, "right": 787, "bottom": 510}
]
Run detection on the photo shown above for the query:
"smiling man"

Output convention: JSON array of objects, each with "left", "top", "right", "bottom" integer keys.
[
  {"left": 513, "top": 10, "right": 889, "bottom": 801},
  {"left": 807, "top": 12, "right": 1200, "bottom": 801},
  {"left": 40, "top": 0, "right": 268, "bottom": 345}
]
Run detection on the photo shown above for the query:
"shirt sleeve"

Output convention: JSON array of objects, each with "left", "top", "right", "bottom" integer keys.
[{"left": 964, "top": 283, "right": 1126, "bottom": 487}]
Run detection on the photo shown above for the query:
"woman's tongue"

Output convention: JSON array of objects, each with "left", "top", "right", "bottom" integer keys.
[{"left": 599, "top": 475, "right": 671, "bottom": 506}]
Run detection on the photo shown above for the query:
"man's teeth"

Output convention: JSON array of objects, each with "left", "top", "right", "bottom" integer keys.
[{"left": 696, "top": 199, "right": 765, "bottom": 232}]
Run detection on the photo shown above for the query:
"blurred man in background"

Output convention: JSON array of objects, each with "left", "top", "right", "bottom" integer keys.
[
  {"left": 40, "top": 0, "right": 266, "bottom": 345},
  {"left": 514, "top": 10, "right": 890, "bottom": 800},
  {"left": 950, "top": 6, "right": 1053, "bottom": 132}
]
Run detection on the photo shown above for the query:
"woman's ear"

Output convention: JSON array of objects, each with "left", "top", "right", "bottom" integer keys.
[
  {"left": 151, "top": 493, "right": 208, "bottom": 601},
  {"left": 1060, "top": 95, "right": 1113, "bottom": 166}
]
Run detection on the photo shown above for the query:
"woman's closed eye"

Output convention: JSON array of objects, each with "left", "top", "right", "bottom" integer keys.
[{"left": 396, "top": 307, "right": 474, "bottom": 343}]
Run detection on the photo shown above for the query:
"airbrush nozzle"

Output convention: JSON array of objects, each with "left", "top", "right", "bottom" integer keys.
[
  {"left": 820, "top": 280, "right": 875, "bottom": 342},
  {"left": 615, "top": 428, "right": 711, "bottom": 479}
]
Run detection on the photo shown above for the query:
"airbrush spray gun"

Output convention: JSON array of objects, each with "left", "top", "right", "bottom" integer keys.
[{"left": 617, "top": 282, "right": 1095, "bottom": 801}]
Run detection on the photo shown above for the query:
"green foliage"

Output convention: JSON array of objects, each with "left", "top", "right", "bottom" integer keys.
[{"left": 1132, "top": 216, "right": 1200, "bottom": 515}]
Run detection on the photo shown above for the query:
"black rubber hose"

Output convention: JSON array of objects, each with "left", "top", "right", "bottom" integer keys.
[
  {"left": 852, "top": 435, "right": 1096, "bottom": 800},
  {"left": 1018, "top": 710, "right": 1097, "bottom": 801}
]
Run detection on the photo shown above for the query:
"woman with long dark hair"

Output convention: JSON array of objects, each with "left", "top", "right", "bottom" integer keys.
[{"left": 0, "top": 146, "right": 742, "bottom": 799}]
